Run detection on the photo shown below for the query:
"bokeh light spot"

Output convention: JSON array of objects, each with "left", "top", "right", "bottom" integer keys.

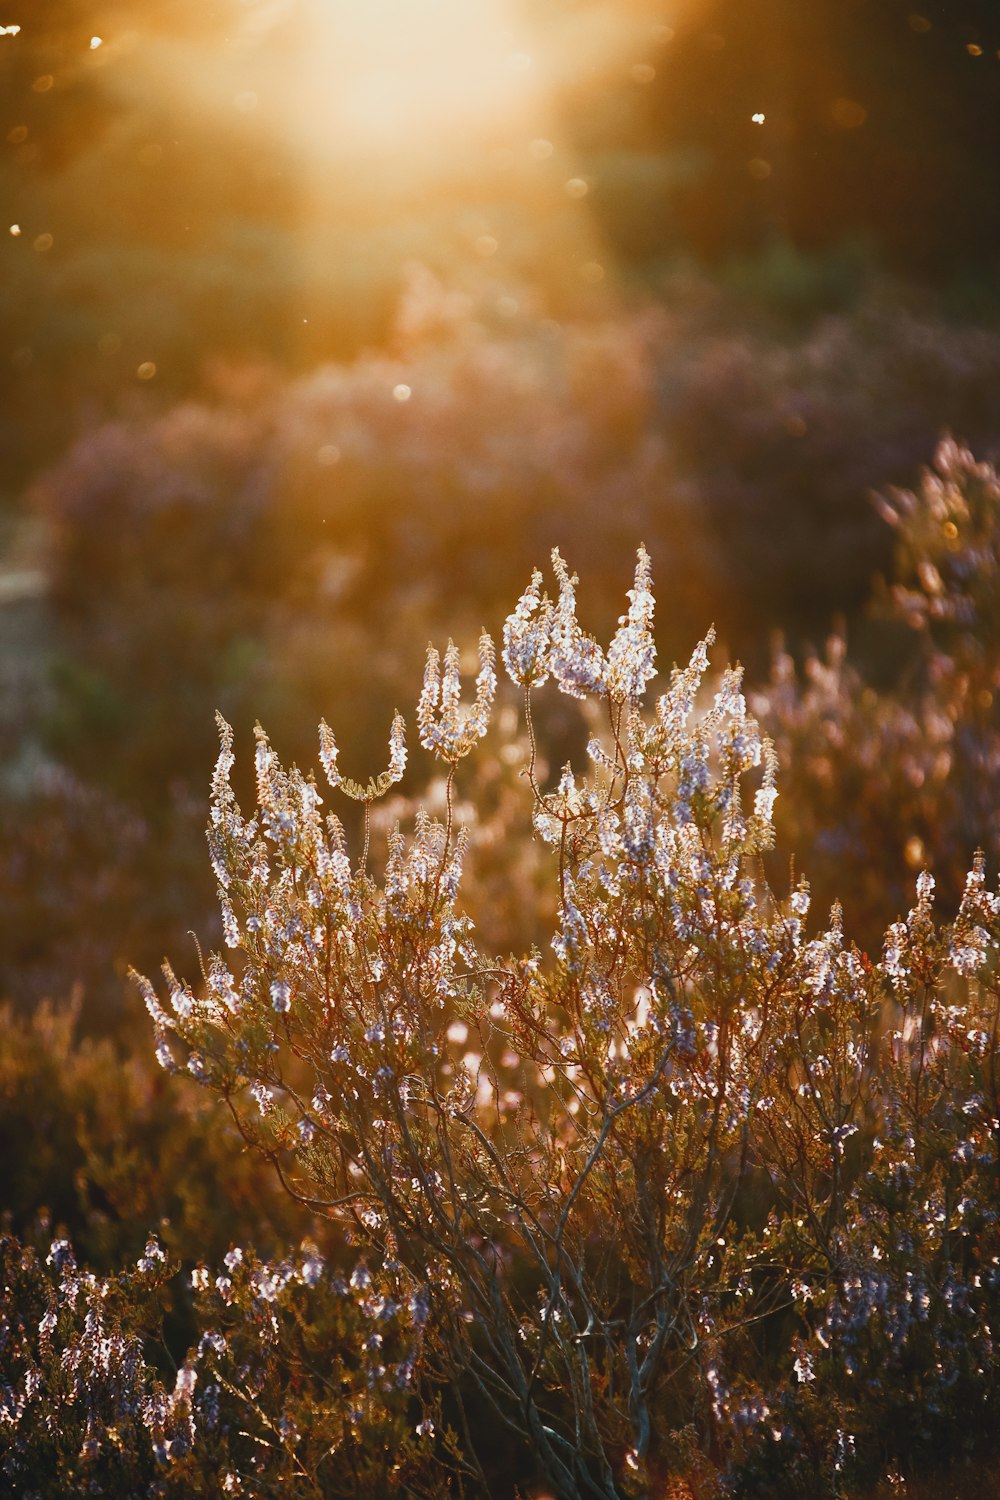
[{"left": 904, "top": 836, "right": 926, "bottom": 869}]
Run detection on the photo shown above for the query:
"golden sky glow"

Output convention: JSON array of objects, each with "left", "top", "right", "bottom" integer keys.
[
  {"left": 287, "top": 0, "right": 543, "bottom": 158},
  {"left": 123, "top": 0, "right": 685, "bottom": 173}
]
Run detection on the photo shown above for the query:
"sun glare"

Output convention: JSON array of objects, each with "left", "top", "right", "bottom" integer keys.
[
  {"left": 211, "top": 0, "right": 551, "bottom": 169},
  {"left": 295, "top": 0, "right": 542, "bottom": 155},
  {"left": 110, "top": 0, "right": 695, "bottom": 360},
  {"left": 132, "top": 0, "right": 687, "bottom": 174}
]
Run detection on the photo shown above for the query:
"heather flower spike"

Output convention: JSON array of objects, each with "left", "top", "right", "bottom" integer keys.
[
  {"left": 318, "top": 719, "right": 341, "bottom": 790},
  {"left": 254, "top": 722, "right": 278, "bottom": 808},
  {"left": 548, "top": 547, "right": 608, "bottom": 699},
  {"left": 606, "top": 543, "right": 657, "bottom": 701},
  {"left": 207, "top": 713, "right": 256, "bottom": 893},
  {"left": 505, "top": 546, "right": 656, "bottom": 702},
  {"left": 417, "top": 629, "right": 496, "bottom": 760},
  {"left": 502, "top": 568, "right": 553, "bottom": 688},
  {"left": 319, "top": 711, "right": 408, "bottom": 801},
  {"left": 387, "top": 710, "right": 407, "bottom": 781},
  {"left": 211, "top": 711, "right": 236, "bottom": 807}
]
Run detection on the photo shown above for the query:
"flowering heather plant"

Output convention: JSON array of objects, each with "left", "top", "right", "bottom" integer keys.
[
  {"left": 125, "top": 548, "right": 1000, "bottom": 1497},
  {"left": 759, "top": 440, "right": 1000, "bottom": 942},
  {"left": 0, "top": 1231, "right": 176, "bottom": 1496},
  {"left": 0, "top": 1232, "right": 451, "bottom": 1498},
  {"left": 23, "top": 276, "right": 1000, "bottom": 1019}
]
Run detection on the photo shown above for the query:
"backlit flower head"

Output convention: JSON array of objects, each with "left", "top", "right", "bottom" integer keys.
[
  {"left": 503, "top": 568, "right": 553, "bottom": 687},
  {"left": 417, "top": 630, "right": 496, "bottom": 761},
  {"left": 606, "top": 544, "right": 656, "bottom": 702}
]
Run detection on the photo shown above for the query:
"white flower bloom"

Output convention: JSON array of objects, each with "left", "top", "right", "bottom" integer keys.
[
  {"left": 301, "top": 1251, "right": 324, "bottom": 1286},
  {"left": 606, "top": 545, "right": 656, "bottom": 701},
  {"left": 754, "top": 783, "right": 777, "bottom": 822},
  {"left": 548, "top": 548, "right": 607, "bottom": 699},
  {"left": 418, "top": 632, "right": 496, "bottom": 759},
  {"left": 387, "top": 711, "right": 407, "bottom": 782},
  {"left": 137, "top": 1238, "right": 166, "bottom": 1274},
  {"left": 318, "top": 719, "right": 341, "bottom": 790},
  {"left": 502, "top": 568, "right": 553, "bottom": 686},
  {"left": 250, "top": 1081, "right": 273, "bottom": 1114}
]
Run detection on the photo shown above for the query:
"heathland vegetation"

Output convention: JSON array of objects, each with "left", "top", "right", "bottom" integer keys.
[
  {"left": 5, "top": 5, "right": 1000, "bottom": 1494},
  {"left": 5, "top": 445, "right": 1000, "bottom": 1494}
]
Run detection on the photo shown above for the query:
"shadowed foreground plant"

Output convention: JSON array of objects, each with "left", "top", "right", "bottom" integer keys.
[
  {"left": 0, "top": 1231, "right": 453, "bottom": 1498},
  {"left": 20, "top": 546, "right": 986, "bottom": 1497}
]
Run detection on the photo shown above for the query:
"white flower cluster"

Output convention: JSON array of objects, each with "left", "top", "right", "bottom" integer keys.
[
  {"left": 417, "top": 630, "right": 496, "bottom": 760},
  {"left": 319, "top": 710, "right": 407, "bottom": 800},
  {"left": 503, "top": 547, "right": 657, "bottom": 704}
]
